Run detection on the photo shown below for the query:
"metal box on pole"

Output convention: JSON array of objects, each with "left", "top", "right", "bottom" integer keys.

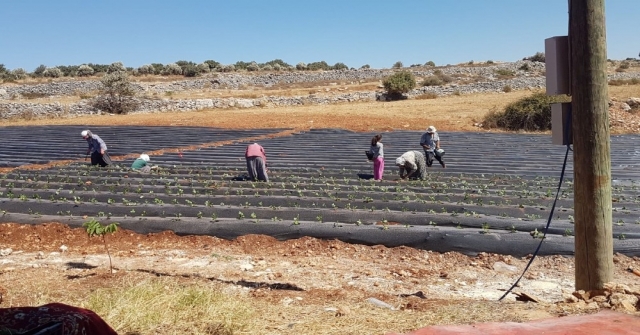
[
  {"left": 545, "top": 36, "right": 570, "bottom": 96},
  {"left": 552, "top": 102, "right": 572, "bottom": 145}
]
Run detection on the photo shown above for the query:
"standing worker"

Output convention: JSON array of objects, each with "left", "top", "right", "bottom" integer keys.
[
  {"left": 81, "top": 130, "right": 112, "bottom": 167},
  {"left": 245, "top": 143, "right": 268, "bottom": 182},
  {"left": 370, "top": 134, "right": 384, "bottom": 181},
  {"left": 420, "top": 126, "right": 445, "bottom": 168}
]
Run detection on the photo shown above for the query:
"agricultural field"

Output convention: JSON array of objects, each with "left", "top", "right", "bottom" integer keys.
[
  {"left": 1, "top": 72, "right": 640, "bottom": 333},
  {"left": 2, "top": 126, "right": 640, "bottom": 257}
]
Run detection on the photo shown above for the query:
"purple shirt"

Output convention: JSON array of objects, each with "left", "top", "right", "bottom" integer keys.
[{"left": 86, "top": 134, "right": 107, "bottom": 153}]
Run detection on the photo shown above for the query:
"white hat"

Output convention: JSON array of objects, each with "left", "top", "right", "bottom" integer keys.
[
  {"left": 426, "top": 126, "right": 437, "bottom": 133},
  {"left": 395, "top": 157, "right": 406, "bottom": 166},
  {"left": 140, "top": 154, "right": 150, "bottom": 162},
  {"left": 81, "top": 130, "right": 88, "bottom": 137}
]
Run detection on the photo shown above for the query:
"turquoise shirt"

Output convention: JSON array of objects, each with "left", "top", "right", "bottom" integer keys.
[{"left": 131, "top": 158, "right": 147, "bottom": 170}]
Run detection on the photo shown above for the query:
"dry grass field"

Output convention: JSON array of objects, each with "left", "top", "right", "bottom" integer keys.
[{"left": 3, "top": 85, "right": 639, "bottom": 133}]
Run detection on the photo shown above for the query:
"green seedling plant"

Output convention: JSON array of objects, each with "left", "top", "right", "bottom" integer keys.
[
  {"left": 480, "top": 222, "right": 490, "bottom": 234},
  {"left": 83, "top": 218, "right": 119, "bottom": 274},
  {"left": 530, "top": 228, "right": 545, "bottom": 239},
  {"left": 380, "top": 219, "right": 389, "bottom": 230}
]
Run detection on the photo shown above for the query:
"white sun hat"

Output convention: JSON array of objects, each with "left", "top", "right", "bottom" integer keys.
[
  {"left": 81, "top": 130, "right": 89, "bottom": 137},
  {"left": 140, "top": 154, "right": 150, "bottom": 162},
  {"left": 426, "top": 126, "right": 437, "bottom": 133},
  {"left": 395, "top": 157, "right": 406, "bottom": 166}
]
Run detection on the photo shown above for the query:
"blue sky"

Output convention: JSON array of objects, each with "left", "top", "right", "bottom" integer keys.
[{"left": 1, "top": 0, "right": 638, "bottom": 71}]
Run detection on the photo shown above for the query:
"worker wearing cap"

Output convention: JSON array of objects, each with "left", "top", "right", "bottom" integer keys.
[
  {"left": 131, "top": 154, "right": 152, "bottom": 173},
  {"left": 245, "top": 143, "right": 269, "bottom": 182},
  {"left": 420, "top": 125, "right": 446, "bottom": 168},
  {"left": 81, "top": 130, "right": 112, "bottom": 167}
]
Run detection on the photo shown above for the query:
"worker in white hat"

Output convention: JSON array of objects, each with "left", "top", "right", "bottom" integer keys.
[
  {"left": 420, "top": 125, "right": 446, "bottom": 168},
  {"left": 81, "top": 130, "right": 112, "bottom": 167},
  {"left": 131, "top": 154, "right": 152, "bottom": 173},
  {"left": 395, "top": 150, "right": 427, "bottom": 180}
]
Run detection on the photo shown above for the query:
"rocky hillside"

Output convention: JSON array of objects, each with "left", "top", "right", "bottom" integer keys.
[{"left": 1, "top": 60, "right": 639, "bottom": 126}]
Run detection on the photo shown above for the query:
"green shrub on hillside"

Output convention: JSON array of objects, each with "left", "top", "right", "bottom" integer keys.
[
  {"left": 382, "top": 71, "right": 416, "bottom": 99},
  {"left": 92, "top": 71, "right": 139, "bottom": 115},
  {"left": 421, "top": 75, "right": 443, "bottom": 87},
  {"left": 43, "top": 67, "right": 63, "bottom": 78},
  {"left": 422, "top": 70, "right": 453, "bottom": 87},
  {"left": 77, "top": 64, "right": 95, "bottom": 77},
  {"left": 162, "top": 63, "right": 182, "bottom": 75},
  {"left": 32, "top": 65, "right": 46, "bottom": 77},
  {"left": 616, "top": 61, "right": 631, "bottom": 72},
  {"left": 204, "top": 60, "right": 220, "bottom": 71},
  {"left": 307, "top": 61, "right": 330, "bottom": 71},
  {"left": 495, "top": 69, "right": 515, "bottom": 78},
  {"left": 182, "top": 65, "right": 198, "bottom": 77},
  {"left": 107, "top": 62, "right": 126, "bottom": 74},
  {"left": 10, "top": 68, "right": 28, "bottom": 80},
  {"left": 332, "top": 62, "right": 348, "bottom": 70},
  {"left": 482, "top": 92, "right": 570, "bottom": 131},
  {"left": 137, "top": 64, "right": 154, "bottom": 75},
  {"left": 246, "top": 62, "right": 260, "bottom": 72},
  {"left": 263, "top": 59, "right": 291, "bottom": 69},
  {"left": 524, "top": 52, "right": 545, "bottom": 63}
]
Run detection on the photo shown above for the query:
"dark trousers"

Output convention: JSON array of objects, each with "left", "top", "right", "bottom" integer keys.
[
  {"left": 424, "top": 150, "right": 444, "bottom": 167},
  {"left": 91, "top": 151, "right": 112, "bottom": 167},
  {"left": 246, "top": 156, "right": 268, "bottom": 182}
]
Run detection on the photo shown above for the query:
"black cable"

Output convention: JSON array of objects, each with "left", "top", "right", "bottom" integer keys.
[{"left": 498, "top": 142, "right": 571, "bottom": 301}]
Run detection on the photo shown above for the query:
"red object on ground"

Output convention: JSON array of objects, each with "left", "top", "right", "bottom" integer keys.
[
  {"left": 388, "top": 310, "right": 640, "bottom": 335},
  {"left": 178, "top": 150, "right": 183, "bottom": 158},
  {"left": 0, "top": 302, "right": 117, "bottom": 334}
]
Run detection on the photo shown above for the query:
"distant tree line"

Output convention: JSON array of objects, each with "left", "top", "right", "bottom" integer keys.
[
  {"left": 0, "top": 59, "right": 372, "bottom": 82},
  {"left": 0, "top": 58, "right": 442, "bottom": 82},
  {"left": 5, "top": 51, "right": 628, "bottom": 83}
]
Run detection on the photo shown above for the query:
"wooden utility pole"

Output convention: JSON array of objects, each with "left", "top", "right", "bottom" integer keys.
[{"left": 569, "top": 0, "right": 613, "bottom": 290}]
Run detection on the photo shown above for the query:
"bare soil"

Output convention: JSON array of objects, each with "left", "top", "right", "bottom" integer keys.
[
  {"left": 1, "top": 222, "right": 640, "bottom": 334},
  {"left": 2, "top": 79, "right": 640, "bottom": 334}
]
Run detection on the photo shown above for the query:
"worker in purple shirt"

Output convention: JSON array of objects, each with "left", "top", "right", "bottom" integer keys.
[{"left": 81, "top": 130, "right": 112, "bottom": 167}]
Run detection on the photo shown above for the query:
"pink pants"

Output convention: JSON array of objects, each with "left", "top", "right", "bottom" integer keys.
[{"left": 373, "top": 157, "right": 384, "bottom": 180}]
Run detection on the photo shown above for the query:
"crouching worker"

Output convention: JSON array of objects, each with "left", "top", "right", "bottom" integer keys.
[
  {"left": 131, "top": 154, "right": 152, "bottom": 173},
  {"left": 245, "top": 143, "right": 268, "bottom": 182},
  {"left": 395, "top": 150, "right": 427, "bottom": 180},
  {"left": 81, "top": 130, "right": 112, "bottom": 167}
]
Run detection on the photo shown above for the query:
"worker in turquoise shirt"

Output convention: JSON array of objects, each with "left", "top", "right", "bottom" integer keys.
[{"left": 131, "top": 154, "right": 151, "bottom": 173}]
